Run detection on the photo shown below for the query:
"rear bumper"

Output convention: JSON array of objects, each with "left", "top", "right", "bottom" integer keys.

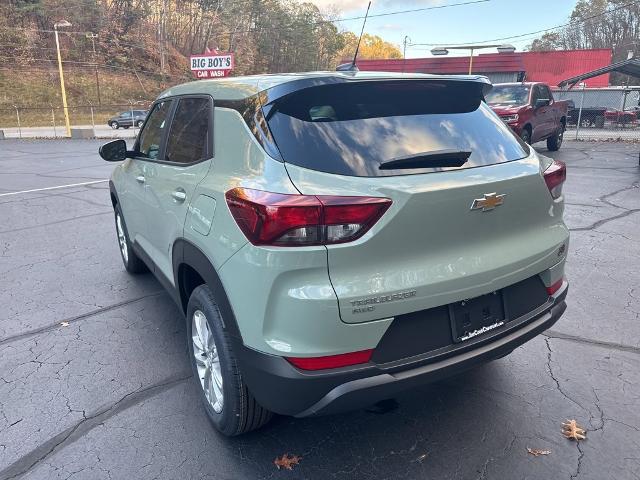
[{"left": 234, "top": 282, "right": 567, "bottom": 417}]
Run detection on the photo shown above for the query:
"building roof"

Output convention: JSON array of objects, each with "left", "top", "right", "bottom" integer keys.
[
  {"left": 354, "top": 53, "right": 524, "bottom": 75},
  {"left": 558, "top": 57, "right": 640, "bottom": 88},
  {"left": 157, "top": 71, "right": 491, "bottom": 101},
  {"left": 355, "top": 49, "right": 613, "bottom": 87},
  {"left": 522, "top": 49, "right": 611, "bottom": 87}
]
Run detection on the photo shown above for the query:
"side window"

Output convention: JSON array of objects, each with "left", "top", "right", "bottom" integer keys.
[
  {"left": 531, "top": 86, "right": 541, "bottom": 104},
  {"left": 138, "top": 100, "right": 173, "bottom": 159},
  {"left": 543, "top": 86, "right": 553, "bottom": 102},
  {"left": 164, "top": 97, "right": 211, "bottom": 164}
]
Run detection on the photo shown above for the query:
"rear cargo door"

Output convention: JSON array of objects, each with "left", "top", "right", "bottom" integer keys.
[{"left": 266, "top": 79, "right": 569, "bottom": 323}]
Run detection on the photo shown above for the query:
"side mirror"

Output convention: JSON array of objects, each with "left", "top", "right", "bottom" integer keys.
[
  {"left": 99, "top": 139, "right": 130, "bottom": 162},
  {"left": 535, "top": 98, "right": 550, "bottom": 108}
]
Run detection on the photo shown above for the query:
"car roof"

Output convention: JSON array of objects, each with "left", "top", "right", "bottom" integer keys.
[
  {"left": 492, "top": 82, "right": 541, "bottom": 87},
  {"left": 157, "top": 71, "right": 491, "bottom": 102}
]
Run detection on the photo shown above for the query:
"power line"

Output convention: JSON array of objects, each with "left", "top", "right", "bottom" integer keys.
[
  {"left": 409, "top": 0, "right": 640, "bottom": 47},
  {"left": 0, "top": 0, "right": 491, "bottom": 38},
  {"left": 0, "top": 57, "right": 189, "bottom": 79}
]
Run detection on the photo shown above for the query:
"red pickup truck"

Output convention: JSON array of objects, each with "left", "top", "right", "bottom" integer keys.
[{"left": 486, "top": 82, "right": 569, "bottom": 151}]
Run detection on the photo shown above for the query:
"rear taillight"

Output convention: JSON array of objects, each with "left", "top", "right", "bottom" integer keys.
[
  {"left": 286, "top": 349, "right": 373, "bottom": 370},
  {"left": 546, "top": 278, "right": 563, "bottom": 295},
  {"left": 543, "top": 160, "right": 566, "bottom": 199},
  {"left": 225, "top": 188, "right": 391, "bottom": 246}
]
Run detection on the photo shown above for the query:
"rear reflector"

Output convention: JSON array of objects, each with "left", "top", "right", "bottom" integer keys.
[
  {"left": 546, "top": 279, "right": 563, "bottom": 295},
  {"left": 286, "top": 349, "right": 374, "bottom": 370},
  {"left": 225, "top": 188, "right": 391, "bottom": 246},
  {"left": 543, "top": 160, "right": 566, "bottom": 199}
]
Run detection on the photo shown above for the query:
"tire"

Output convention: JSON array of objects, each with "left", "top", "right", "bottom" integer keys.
[
  {"left": 110, "top": 121, "right": 119, "bottom": 130},
  {"left": 114, "top": 204, "right": 147, "bottom": 274},
  {"left": 136, "top": 120, "right": 144, "bottom": 127},
  {"left": 186, "top": 285, "right": 273, "bottom": 436},
  {"left": 547, "top": 126, "right": 564, "bottom": 151},
  {"left": 520, "top": 127, "right": 531, "bottom": 145},
  {"left": 580, "top": 118, "right": 593, "bottom": 128}
]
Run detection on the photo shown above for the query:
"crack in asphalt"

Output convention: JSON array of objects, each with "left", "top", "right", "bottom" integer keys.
[
  {"left": 0, "top": 291, "right": 164, "bottom": 346},
  {"left": 571, "top": 442, "right": 585, "bottom": 480},
  {"left": 0, "top": 211, "right": 113, "bottom": 234},
  {"left": 543, "top": 330, "right": 640, "bottom": 355},
  {"left": 544, "top": 339, "right": 590, "bottom": 414},
  {"left": 569, "top": 208, "right": 640, "bottom": 232},
  {"left": 0, "top": 374, "right": 191, "bottom": 480}
]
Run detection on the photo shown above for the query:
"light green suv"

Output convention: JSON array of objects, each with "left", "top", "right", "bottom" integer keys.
[{"left": 99, "top": 71, "right": 569, "bottom": 436}]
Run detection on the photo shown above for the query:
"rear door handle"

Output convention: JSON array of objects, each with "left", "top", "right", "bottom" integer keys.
[
  {"left": 135, "top": 175, "right": 145, "bottom": 184},
  {"left": 172, "top": 188, "right": 187, "bottom": 203}
]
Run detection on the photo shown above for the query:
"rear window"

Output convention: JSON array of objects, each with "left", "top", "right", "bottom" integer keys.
[
  {"left": 265, "top": 81, "right": 529, "bottom": 177},
  {"left": 485, "top": 85, "right": 531, "bottom": 107}
]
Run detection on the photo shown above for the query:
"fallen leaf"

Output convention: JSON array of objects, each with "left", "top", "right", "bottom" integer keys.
[
  {"left": 274, "top": 453, "right": 301, "bottom": 470},
  {"left": 60, "top": 322, "right": 70, "bottom": 327},
  {"left": 527, "top": 447, "right": 551, "bottom": 456},
  {"left": 562, "top": 419, "right": 587, "bottom": 441}
]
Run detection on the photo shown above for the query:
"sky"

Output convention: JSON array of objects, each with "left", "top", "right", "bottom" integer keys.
[{"left": 299, "top": 0, "right": 578, "bottom": 58}]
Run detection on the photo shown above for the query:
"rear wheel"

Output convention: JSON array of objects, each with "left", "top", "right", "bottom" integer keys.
[
  {"left": 547, "top": 125, "right": 564, "bottom": 151},
  {"left": 136, "top": 120, "right": 144, "bottom": 127},
  {"left": 186, "top": 285, "right": 273, "bottom": 436},
  {"left": 114, "top": 204, "right": 147, "bottom": 274}
]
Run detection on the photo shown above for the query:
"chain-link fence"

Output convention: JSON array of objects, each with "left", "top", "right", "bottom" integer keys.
[
  {"left": 553, "top": 87, "right": 640, "bottom": 141},
  {"left": 0, "top": 102, "right": 152, "bottom": 139}
]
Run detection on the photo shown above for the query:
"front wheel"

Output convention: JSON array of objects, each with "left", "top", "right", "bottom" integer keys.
[
  {"left": 186, "top": 285, "right": 273, "bottom": 436},
  {"left": 547, "top": 128, "right": 564, "bottom": 151},
  {"left": 520, "top": 128, "right": 531, "bottom": 145},
  {"left": 110, "top": 121, "right": 119, "bottom": 130},
  {"left": 136, "top": 120, "right": 144, "bottom": 127}
]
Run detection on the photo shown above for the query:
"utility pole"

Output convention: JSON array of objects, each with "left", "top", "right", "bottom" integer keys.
[
  {"left": 159, "top": 0, "right": 167, "bottom": 74},
  {"left": 402, "top": 35, "right": 411, "bottom": 73},
  {"left": 54, "top": 20, "right": 72, "bottom": 137},
  {"left": 86, "top": 32, "right": 101, "bottom": 105}
]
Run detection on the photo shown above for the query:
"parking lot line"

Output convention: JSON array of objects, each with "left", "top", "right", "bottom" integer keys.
[{"left": 0, "top": 179, "right": 108, "bottom": 197}]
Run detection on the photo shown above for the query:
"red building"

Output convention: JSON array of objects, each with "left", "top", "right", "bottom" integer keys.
[{"left": 355, "top": 49, "right": 612, "bottom": 87}]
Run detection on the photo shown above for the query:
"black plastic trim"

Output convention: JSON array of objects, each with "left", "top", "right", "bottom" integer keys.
[
  {"left": 232, "top": 283, "right": 568, "bottom": 417},
  {"left": 172, "top": 239, "right": 243, "bottom": 340}
]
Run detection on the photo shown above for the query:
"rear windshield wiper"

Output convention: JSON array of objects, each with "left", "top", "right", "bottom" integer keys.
[{"left": 378, "top": 149, "right": 471, "bottom": 170}]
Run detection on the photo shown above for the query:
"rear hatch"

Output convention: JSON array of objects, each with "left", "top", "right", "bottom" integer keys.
[{"left": 265, "top": 78, "right": 568, "bottom": 323}]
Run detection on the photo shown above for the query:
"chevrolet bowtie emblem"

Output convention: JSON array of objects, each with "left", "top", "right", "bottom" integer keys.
[{"left": 471, "top": 192, "right": 505, "bottom": 211}]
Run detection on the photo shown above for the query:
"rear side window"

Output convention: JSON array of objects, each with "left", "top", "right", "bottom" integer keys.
[
  {"left": 138, "top": 100, "right": 172, "bottom": 159},
  {"left": 266, "top": 81, "right": 529, "bottom": 177},
  {"left": 165, "top": 97, "right": 211, "bottom": 164}
]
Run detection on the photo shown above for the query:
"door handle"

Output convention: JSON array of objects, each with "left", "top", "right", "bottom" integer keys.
[
  {"left": 172, "top": 189, "right": 187, "bottom": 203},
  {"left": 135, "top": 175, "right": 145, "bottom": 184}
]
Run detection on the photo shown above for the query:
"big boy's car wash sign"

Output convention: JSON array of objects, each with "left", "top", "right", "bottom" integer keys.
[{"left": 190, "top": 52, "right": 234, "bottom": 78}]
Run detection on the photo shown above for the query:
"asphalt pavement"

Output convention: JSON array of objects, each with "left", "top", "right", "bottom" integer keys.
[{"left": 0, "top": 139, "right": 639, "bottom": 480}]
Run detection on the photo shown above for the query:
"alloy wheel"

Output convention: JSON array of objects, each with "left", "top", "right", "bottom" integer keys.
[
  {"left": 116, "top": 213, "right": 128, "bottom": 264},
  {"left": 192, "top": 310, "right": 224, "bottom": 413}
]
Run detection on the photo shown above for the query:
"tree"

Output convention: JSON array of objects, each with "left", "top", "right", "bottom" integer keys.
[
  {"left": 527, "top": 0, "right": 640, "bottom": 84},
  {"left": 528, "top": 32, "right": 562, "bottom": 52},
  {"left": 337, "top": 32, "right": 402, "bottom": 61}
]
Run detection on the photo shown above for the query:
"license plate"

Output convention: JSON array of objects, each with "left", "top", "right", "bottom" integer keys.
[{"left": 450, "top": 291, "right": 505, "bottom": 342}]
